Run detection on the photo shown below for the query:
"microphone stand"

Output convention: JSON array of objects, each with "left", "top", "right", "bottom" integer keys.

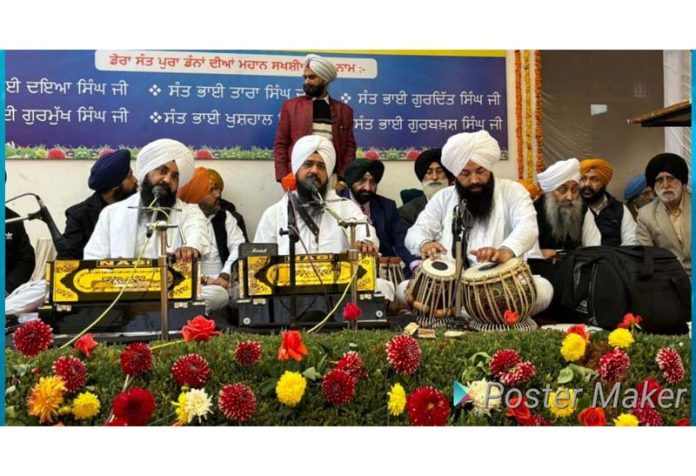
[
  {"left": 279, "top": 192, "right": 300, "bottom": 326},
  {"left": 5, "top": 211, "right": 42, "bottom": 224},
  {"left": 453, "top": 201, "right": 474, "bottom": 322}
]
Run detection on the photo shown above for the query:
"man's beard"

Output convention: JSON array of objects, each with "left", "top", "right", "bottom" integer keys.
[
  {"left": 455, "top": 174, "right": 495, "bottom": 223},
  {"left": 140, "top": 177, "right": 176, "bottom": 218},
  {"left": 303, "top": 82, "right": 327, "bottom": 98},
  {"left": 352, "top": 188, "right": 375, "bottom": 204},
  {"left": 113, "top": 182, "right": 138, "bottom": 202},
  {"left": 422, "top": 178, "right": 449, "bottom": 200},
  {"left": 296, "top": 176, "right": 328, "bottom": 218},
  {"left": 199, "top": 201, "right": 220, "bottom": 217},
  {"left": 580, "top": 185, "right": 605, "bottom": 205},
  {"left": 656, "top": 186, "right": 683, "bottom": 206},
  {"left": 544, "top": 194, "right": 583, "bottom": 244}
]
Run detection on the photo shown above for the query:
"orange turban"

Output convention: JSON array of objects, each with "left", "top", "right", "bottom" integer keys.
[
  {"left": 177, "top": 167, "right": 211, "bottom": 204},
  {"left": 207, "top": 168, "right": 224, "bottom": 191},
  {"left": 580, "top": 158, "right": 614, "bottom": 185},
  {"left": 518, "top": 179, "right": 542, "bottom": 200}
]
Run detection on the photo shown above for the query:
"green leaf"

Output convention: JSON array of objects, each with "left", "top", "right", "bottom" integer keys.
[
  {"left": 557, "top": 367, "right": 574, "bottom": 384},
  {"left": 5, "top": 406, "right": 16, "bottom": 419},
  {"left": 5, "top": 385, "right": 16, "bottom": 396},
  {"left": 260, "top": 377, "right": 277, "bottom": 397},
  {"left": 303, "top": 367, "right": 321, "bottom": 381},
  {"left": 12, "top": 364, "right": 30, "bottom": 377}
]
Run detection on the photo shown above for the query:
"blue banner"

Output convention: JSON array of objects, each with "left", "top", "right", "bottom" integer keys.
[{"left": 5, "top": 50, "right": 507, "bottom": 160}]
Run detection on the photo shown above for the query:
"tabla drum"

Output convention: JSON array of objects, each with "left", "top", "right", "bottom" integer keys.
[
  {"left": 378, "top": 257, "right": 406, "bottom": 314},
  {"left": 405, "top": 259, "right": 458, "bottom": 328},
  {"left": 460, "top": 258, "right": 538, "bottom": 331}
]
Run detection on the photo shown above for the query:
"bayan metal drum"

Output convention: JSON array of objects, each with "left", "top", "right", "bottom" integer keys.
[
  {"left": 378, "top": 257, "right": 406, "bottom": 314},
  {"left": 460, "top": 258, "right": 538, "bottom": 331}
]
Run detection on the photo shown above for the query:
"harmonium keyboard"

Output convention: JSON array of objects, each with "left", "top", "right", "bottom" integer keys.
[
  {"left": 235, "top": 244, "right": 388, "bottom": 328},
  {"left": 38, "top": 259, "right": 206, "bottom": 342}
]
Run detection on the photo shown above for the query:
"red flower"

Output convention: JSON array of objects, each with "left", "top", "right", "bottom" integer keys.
[
  {"left": 336, "top": 351, "right": 367, "bottom": 381},
  {"left": 598, "top": 348, "right": 631, "bottom": 383},
  {"left": 218, "top": 383, "right": 256, "bottom": 422},
  {"left": 74, "top": 333, "right": 99, "bottom": 358},
  {"left": 567, "top": 324, "right": 590, "bottom": 342},
  {"left": 675, "top": 418, "right": 690, "bottom": 426},
  {"left": 105, "top": 417, "right": 128, "bottom": 426},
  {"left": 322, "top": 369, "right": 357, "bottom": 405},
  {"left": 13, "top": 319, "right": 54, "bottom": 358},
  {"left": 364, "top": 150, "right": 380, "bottom": 160},
  {"left": 342, "top": 302, "right": 362, "bottom": 322},
  {"left": 120, "top": 343, "right": 153, "bottom": 376},
  {"left": 405, "top": 149, "right": 421, "bottom": 161},
  {"left": 195, "top": 149, "right": 214, "bottom": 160},
  {"left": 530, "top": 414, "right": 552, "bottom": 426},
  {"left": 112, "top": 387, "right": 156, "bottom": 426},
  {"left": 577, "top": 407, "right": 607, "bottom": 426},
  {"left": 234, "top": 340, "right": 262, "bottom": 366},
  {"left": 281, "top": 173, "right": 297, "bottom": 192},
  {"left": 489, "top": 349, "right": 521, "bottom": 377},
  {"left": 635, "top": 377, "right": 664, "bottom": 407},
  {"left": 656, "top": 348, "right": 685, "bottom": 384},
  {"left": 47, "top": 148, "right": 67, "bottom": 160},
  {"left": 277, "top": 331, "right": 309, "bottom": 362},
  {"left": 98, "top": 148, "right": 115, "bottom": 158},
  {"left": 499, "top": 361, "right": 536, "bottom": 386},
  {"left": 505, "top": 395, "right": 533, "bottom": 426},
  {"left": 386, "top": 335, "right": 422, "bottom": 375},
  {"left": 181, "top": 315, "right": 221, "bottom": 343},
  {"left": 52, "top": 356, "right": 88, "bottom": 392},
  {"left": 504, "top": 310, "right": 520, "bottom": 326},
  {"left": 406, "top": 387, "right": 450, "bottom": 426},
  {"left": 171, "top": 353, "right": 210, "bottom": 388},
  {"left": 632, "top": 406, "right": 663, "bottom": 426},
  {"left": 618, "top": 313, "right": 642, "bottom": 330}
]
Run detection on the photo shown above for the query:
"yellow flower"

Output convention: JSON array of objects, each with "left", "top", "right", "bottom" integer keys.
[
  {"left": 27, "top": 376, "right": 66, "bottom": 424},
  {"left": 560, "top": 333, "right": 587, "bottom": 362},
  {"left": 184, "top": 388, "right": 213, "bottom": 423},
  {"left": 608, "top": 328, "right": 634, "bottom": 349},
  {"left": 275, "top": 371, "right": 307, "bottom": 407},
  {"left": 172, "top": 392, "right": 189, "bottom": 425},
  {"left": 613, "top": 413, "right": 639, "bottom": 426},
  {"left": 72, "top": 392, "right": 101, "bottom": 420},
  {"left": 387, "top": 383, "right": 407, "bottom": 416},
  {"left": 547, "top": 388, "right": 577, "bottom": 418}
]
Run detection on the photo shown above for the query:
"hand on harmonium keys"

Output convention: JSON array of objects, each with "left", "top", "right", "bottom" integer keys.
[
  {"left": 469, "top": 246, "right": 514, "bottom": 264},
  {"left": 173, "top": 246, "right": 200, "bottom": 264},
  {"left": 357, "top": 240, "right": 378, "bottom": 257}
]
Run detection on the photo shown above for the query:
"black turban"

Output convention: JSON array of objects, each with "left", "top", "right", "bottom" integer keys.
[
  {"left": 344, "top": 159, "right": 385, "bottom": 187},
  {"left": 645, "top": 153, "right": 689, "bottom": 188},
  {"left": 414, "top": 148, "right": 454, "bottom": 182},
  {"left": 88, "top": 149, "right": 132, "bottom": 191}
]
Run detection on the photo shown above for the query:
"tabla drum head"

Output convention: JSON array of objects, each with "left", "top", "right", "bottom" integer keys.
[
  {"left": 422, "top": 259, "right": 456, "bottom": 278},
  {"left": 462, "top": 257, "right": 523, "bottom": 281}
]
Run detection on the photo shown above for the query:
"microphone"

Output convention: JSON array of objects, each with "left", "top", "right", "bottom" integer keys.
[
  {"left": 152, "top": 185, "right": 166, "bottom": 203},
  {"left": 36, "top": 196, "right": 67, "bottom": 253},
  {"left": 306, "top": 178, "right": 324, "bottom": 205}
]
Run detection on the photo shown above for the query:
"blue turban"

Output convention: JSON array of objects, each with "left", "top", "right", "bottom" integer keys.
[
  {"left": 623, "top": 174, "right": 647, "bottom": 201},
  {"left": 88, "top": 149, "right": 132, "bottom": 191}
]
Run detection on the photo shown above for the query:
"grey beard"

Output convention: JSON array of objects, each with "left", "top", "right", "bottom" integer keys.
[
  {"left": 544, "top": 194, "right": 583, "bottom": 243},
  {"left": 422, "top": 179, "right": 449, "bottom": 200}
]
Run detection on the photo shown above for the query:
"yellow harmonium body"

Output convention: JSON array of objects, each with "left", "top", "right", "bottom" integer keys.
[
  {"left": 239, "top": 253, "right": 375, "bottom": 297},
  {"left": 47, "top": 259, "right": 197, "bottom": 303}
]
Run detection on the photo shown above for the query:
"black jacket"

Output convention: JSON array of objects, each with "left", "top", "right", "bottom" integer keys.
[
  {"left": 220, "top": 198, "right": 249, "bottom": 242},
  {"left": 5, "top": 207, "right": 36, "bottom": 294},
  {"left": 59, "top": 192, "right": 108, "bottom": 259}
]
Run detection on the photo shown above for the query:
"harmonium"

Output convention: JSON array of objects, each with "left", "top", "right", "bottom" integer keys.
[
  {"left": 236, "top": 243, "right": 387, "bottom": 328},
  {"left": 38, "top": 259, "right": 206, "bottom": 342}
]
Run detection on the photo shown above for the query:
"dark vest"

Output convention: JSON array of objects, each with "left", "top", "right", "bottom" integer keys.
[
  {"left": 590, "top": 193, "right": 624, "bottom": 247},
  {"left": 211, "top": 209, "right": 230, "bottom": 265}
]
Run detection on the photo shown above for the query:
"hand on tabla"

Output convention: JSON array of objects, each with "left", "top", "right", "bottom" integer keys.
[
  {"left": 469, "top": 247, "right": 513, "bottom": 264},
  {"left": 420, "top": 241, "right": 448, "bottom": 260}
]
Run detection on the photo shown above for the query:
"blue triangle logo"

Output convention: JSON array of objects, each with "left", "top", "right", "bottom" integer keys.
[{"left": 453, "top": 381, "right": 471, "bottom": 406}]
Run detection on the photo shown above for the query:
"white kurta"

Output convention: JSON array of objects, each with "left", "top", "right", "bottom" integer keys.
[
  {"left": 84, "top": 193, "right": 211, "bottom": 260},
  {"left": 201, "top": 210, "right": 246, "bottom": 277},
  {"left": 254, "top": 190, "right": 379, "bottom": 253},
  {"left": 405, "top": 179, "right": 542, "bottom": 265}
]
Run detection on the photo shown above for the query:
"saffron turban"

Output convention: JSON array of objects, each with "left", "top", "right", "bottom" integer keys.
[
  {"left": 291, "top": 135, "right": 336, "bottom": 175},
  {"left": 580, "top": 158, "right": 614, "bottom": 185},
  {"left": 645, "top": 153, "right": 689, "bottom": 188},
  {"left": 136, "top": 138, "right": 195, "bottom": 188},
  {"left": 537, "top": 158, "right": 581, "bottom": 193},
  {"left": 207, "top": 168, "right": 224, "bottom": 191},
  {"left": 177, "top": 167, "right": 211, "bottom": 204},
  {"left": 88, "top": 149, "right": 131, "bottom": 191},
  {"left": 441, "top": 130, "right": 501, "bottom": 176},
  {"left": 344, "top": 159, "right": 385, "bottom": 187},
  {"left": 303, "top": 54, "right": 338, "bottom": 83}
]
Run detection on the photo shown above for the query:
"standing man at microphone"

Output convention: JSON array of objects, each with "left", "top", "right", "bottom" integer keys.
[
  {"left": 404, "top": 130, "right": 553, "bottom": 316},
  {"left": 84, "top": 138, "right": 209, "bottom": 266}
]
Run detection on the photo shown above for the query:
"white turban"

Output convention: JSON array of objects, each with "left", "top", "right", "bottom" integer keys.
[
  {"left": 291, "top": 135, "right": 336, "bottom": 175},
  {"left": 303, "top": 54, "right": 338, "bottom": 83},
  {"left": 136, "top": 138, "right": 195, "bottom": 188},
  {"left": 537, "top": 158, "right": 581, "bottom": 193},
  {"left": 441, "top": 130, "right": 501, "bottom": 176}
]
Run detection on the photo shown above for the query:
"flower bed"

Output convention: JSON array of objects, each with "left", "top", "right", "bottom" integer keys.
[{"left": 4, "top": 318, "right": 691, "bottom": 426}]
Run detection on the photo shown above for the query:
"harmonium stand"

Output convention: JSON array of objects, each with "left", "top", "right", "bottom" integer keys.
[{"left": 40, "top": 259, "right": 206, "bottom": 343}]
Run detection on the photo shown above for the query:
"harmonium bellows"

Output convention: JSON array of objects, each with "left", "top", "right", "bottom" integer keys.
[{"left": 46, "top": 259, "right": 200, "bottom": 305}]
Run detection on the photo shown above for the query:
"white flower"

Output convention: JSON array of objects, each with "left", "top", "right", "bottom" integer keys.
[
  {"left": 184, "top": 388, "right": 213, "bottom": 423},
  {"left": 467, "top": 379, "right": 502, "bottom": 416}
]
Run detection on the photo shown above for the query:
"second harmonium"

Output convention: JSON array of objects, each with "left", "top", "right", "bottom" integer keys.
[
  {"left": 47, "top": 259, "right": 198, "bottom": 304},
  {"left": 239, "top": 249, "right": 376, "bottom": 298}
]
